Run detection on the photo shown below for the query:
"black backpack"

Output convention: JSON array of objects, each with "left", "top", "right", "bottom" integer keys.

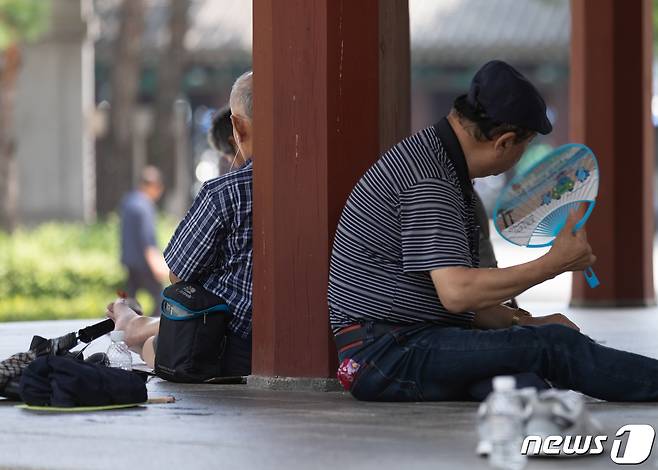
[{"left": 154, "top": 281, "right": 232, "bottom": 383}]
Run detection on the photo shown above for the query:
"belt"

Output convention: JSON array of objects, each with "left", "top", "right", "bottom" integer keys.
[{"left": 334, "top": 323, "right": 401, "bottom": 356}]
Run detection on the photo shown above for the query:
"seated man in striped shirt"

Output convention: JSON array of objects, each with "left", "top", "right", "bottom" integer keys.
[
  {"left": 107, "top": 71, "right": 254, "bottom": 377},
  {"left": 329, "top": 60, "right": 658, "bottom": 402}
]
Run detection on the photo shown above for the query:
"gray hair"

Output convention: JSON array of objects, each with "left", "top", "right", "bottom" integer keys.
[{"left": 229, "top": 70, "right": 253, "bottom": 120}]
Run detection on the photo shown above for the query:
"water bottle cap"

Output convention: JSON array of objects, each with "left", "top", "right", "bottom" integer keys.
[
  {"left": 493, "top": 375, "right": 516, "bottom": 391},
  {"left": 110, "top": 330, "right": 125, "bottom": 342}
]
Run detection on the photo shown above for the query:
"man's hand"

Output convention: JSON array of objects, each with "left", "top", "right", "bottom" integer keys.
[
  {"left": 544, "top": 206, "right": 596, "bottom": 276},
  {"left": 516, "top": 307, "right": 532, "bottom": 317},
  {"left": 169, "top": 271, "right": 181, "bottom": 285},
  {"left": 518, "top": 313, "right": 580, "bottom": 331},
  {"left": 144, "top": 246, "right": 170, "bottom": 283},
  {"left": 473, "top": 304, "right": 531, "bottom": 329}
]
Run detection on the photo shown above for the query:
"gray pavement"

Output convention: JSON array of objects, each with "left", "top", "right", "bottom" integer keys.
[{"left": 2, "top": 306, "right": 658, "bottom": 470}]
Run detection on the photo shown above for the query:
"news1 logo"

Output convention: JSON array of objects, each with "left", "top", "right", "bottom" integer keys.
[{"left": 521, "top": 424, "right": 656, "bottom": 464}]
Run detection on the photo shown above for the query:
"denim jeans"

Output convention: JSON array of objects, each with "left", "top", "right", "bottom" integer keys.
[
  {"left": 340, "top": 322, "right": 658, "bottom": 402},
  {"left": 221, "top": 332, "right": 252, "bottom": 377}
]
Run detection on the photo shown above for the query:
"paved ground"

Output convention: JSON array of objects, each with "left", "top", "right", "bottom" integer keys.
[{"left": 2, "top": 304, "right": 658, "bottom": 470}]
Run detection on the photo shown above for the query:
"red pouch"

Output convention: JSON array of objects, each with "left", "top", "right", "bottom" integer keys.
[{"left": 336, "top": 358, "right": 361, "bottom": 391}]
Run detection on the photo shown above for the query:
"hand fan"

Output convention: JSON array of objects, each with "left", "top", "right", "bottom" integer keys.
[{"left": 493, "top": 143, "right": 600, "bottom": 288}]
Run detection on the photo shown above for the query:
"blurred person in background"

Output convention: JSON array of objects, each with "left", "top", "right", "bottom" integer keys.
[
  {"left": 108, "top": 71, "right": 254, "bottom": 376},
  {"left": 119, "top": 166, "right": 169, "bottom": 317},
  {"left": 208, "top": 105, "right": 239, "bottom": 175}
]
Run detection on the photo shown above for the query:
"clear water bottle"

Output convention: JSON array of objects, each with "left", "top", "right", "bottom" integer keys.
[
  {"left": 106, "top": 331, "right": 133, "bottom": 371},
  {"left": 479, "top": 376, "right": 527, "bottom": 470}
]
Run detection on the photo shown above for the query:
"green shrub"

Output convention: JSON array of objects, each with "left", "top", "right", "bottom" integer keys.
[{"left": 0, "top": 214, "right": 177, "bottom": 322}]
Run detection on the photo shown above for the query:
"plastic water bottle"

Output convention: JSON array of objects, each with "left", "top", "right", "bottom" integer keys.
[
  {"left": 479, "top": 376, "right": 527, "bottom": 470},
  {"left": 107, "top": 331, "right": 133, "bottom": 371}
]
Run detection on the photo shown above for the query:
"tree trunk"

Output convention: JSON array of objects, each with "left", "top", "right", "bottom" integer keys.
[
  {"left": 0, "top": 44, "right": 21, "bottom": 233},
  {"left": 149, "top": 0, "right": 191, "bottom": 208},
  {"left": 95, "top": 0, "right": 146, "bottom": 216}
]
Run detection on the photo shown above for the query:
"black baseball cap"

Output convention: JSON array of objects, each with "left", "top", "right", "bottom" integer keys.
[{"left": 463, "top": 60, "right": 552, "bottom": 135}]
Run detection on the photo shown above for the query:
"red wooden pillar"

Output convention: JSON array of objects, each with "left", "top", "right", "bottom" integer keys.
[
  {"left": 570, "top": 0, "right": 655, "bottom": 307},
  {"left": 252, "top": 0, "right": 410, "bottom": 378}
]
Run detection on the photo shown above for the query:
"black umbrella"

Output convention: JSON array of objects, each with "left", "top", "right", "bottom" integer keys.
[{"left": 0, "top": 318, "right": 115, "bottom": 400}]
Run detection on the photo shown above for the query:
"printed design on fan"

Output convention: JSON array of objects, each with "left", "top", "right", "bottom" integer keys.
[{"left": 494, "top": 145, "right": 599, "bottom": 247}]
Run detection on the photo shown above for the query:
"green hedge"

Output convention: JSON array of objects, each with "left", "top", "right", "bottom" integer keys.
[{"left": 0, "top": 215, "right": 177, "bottom": 322}]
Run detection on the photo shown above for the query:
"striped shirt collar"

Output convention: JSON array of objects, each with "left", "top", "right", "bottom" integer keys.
[{"left": 434, "top": 117, "right": 474, "bottom": 200}]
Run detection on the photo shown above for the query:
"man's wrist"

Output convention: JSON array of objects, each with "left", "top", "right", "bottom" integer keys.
[{"left": 536, "top": 253, "right": 561, "bottom": 281}]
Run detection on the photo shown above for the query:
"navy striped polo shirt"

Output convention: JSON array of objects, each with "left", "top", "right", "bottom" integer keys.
[{"left": 328, "top": 118, "right": 479, "bottom": 333}]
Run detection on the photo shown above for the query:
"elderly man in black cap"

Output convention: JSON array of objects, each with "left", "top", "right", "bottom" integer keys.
[{"left": 329, "top": 60, "right": 658, "bottom": 402}]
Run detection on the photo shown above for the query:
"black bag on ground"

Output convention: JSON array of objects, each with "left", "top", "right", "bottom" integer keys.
[
  {"left": 20, "top": 356, "right": 147, "bottom": 407},
  {"left": 154, "top": 281, "right": 231, "bottom": 383}
]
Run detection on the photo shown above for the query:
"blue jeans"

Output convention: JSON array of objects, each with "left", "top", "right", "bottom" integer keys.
[{"left": 340, "top": 322, "right": 658, "bottom": 402}]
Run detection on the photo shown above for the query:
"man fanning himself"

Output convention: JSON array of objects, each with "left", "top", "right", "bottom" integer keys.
[{"left": 329, "top": 60, "right": 658, "bottom": 402}]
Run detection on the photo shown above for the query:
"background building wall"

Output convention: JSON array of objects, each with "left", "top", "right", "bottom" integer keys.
[{"left": 15, "top": 0, "right": 95, "bottom": 223}]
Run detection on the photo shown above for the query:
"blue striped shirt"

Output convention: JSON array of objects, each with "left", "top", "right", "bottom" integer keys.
[
  {"left": 164, "top": 161, "right": 253, "bottom": 338},
  {"left": 328, "top": 120, "right": 479, "bottom": 332}
]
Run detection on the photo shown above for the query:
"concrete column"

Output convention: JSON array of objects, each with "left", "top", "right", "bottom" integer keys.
[
  {"left": 15, "top": 0, "right": 95, "bottom": 223},
  {"left": 570, "top": 0, "right": 655, "bottom": 306},
  {"left": 251, "top": 0, "right": 410, "bottom": 381}
]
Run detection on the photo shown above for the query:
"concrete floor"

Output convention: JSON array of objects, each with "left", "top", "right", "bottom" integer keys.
[{"left": 2, "top": 305, "right": 658, "bottom": 470}]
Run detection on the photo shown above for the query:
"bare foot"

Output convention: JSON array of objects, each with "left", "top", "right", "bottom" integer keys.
[
  {"left": 106, "top": 299, "right": 140, "bottom": 344},
  {"left": 106, "top": 299, "right": 160, "bottom": 352}
]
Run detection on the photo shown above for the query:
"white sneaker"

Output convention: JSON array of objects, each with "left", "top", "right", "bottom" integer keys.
[
  {"left": 523, "top": 389, "right": 602, "bottom": 457},
  {"left": 477, "top": 388, "right": 601, "bottom": 458}
]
